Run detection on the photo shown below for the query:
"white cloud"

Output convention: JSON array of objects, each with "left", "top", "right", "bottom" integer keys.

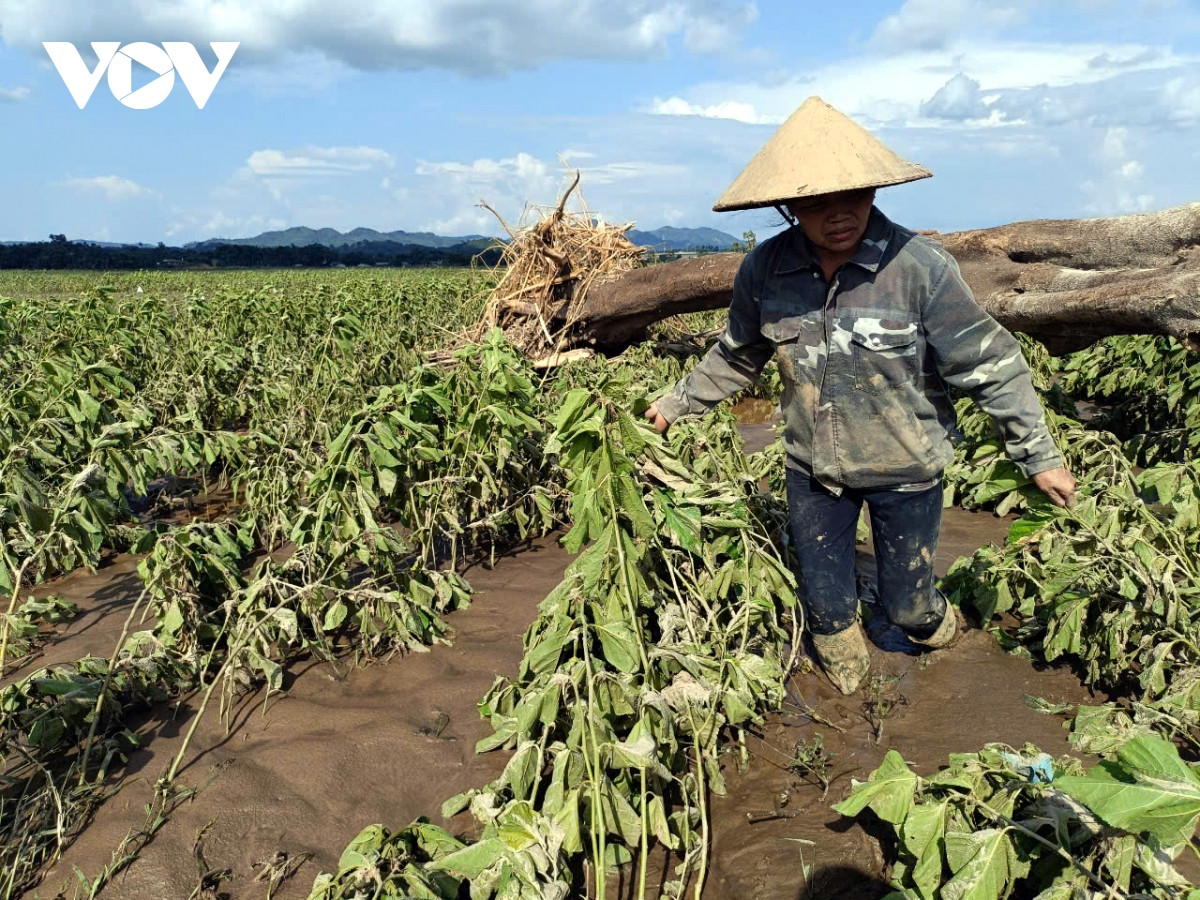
[
  {"left": 416, "top": 152, "right": 557, "bottom": 193},
  {"left": 1163, "top": 74, "right": 1200, "bottom": 124},
  {"left": 246, "top": 146, "right": 394, "bottom": 178},
  {"left": 163, "top": 145, "right": 409, "bottom": 239},
  {"left": 414, "top": 152, "right": 576, "bottom": 232},
  {"left": 1081, "top": 125, "right": 1155, "bottom": 214},
  {"left": 0, "top": 0, "right": 756, "bottom": 75},
  {"left": 872, "top": 0, "right": 1033, "bottom": 54},
  {"left": 166, "top": 211, "right": 289, "bottom": 239},
  {"left": 1119, "top": 160, "right": 1144, "bottom": 178},
  {"left": 648, "top": 39, "right": 1194, "bottom": 131},
  {"left": 410, "top": 152, "right": 556, "bottom": 233},
  {"left": 1077, "top": 0, "right": 1180, "bottom": 12},
  {"left": 58, "top": 175, "right": 153, "bottom": 199},
  {"left": 1101, "top": 126, "right": 1131, "bottom": 161},
  {"left": 0, "top": 84, "right": 29, "bottom": 100},
  {"left": 421, "top": 207, "right": 507, "bottom": 236},
  {"left": 659, "top": 207, "right": 688, "bottom": 225},
  {"left": 680, "top": 4, "right": 758, "bottom": 53},
  {"left": 919, "top": 73, "right": 989, "bottom": 120},
  {"left": 649, "top": 96, "right": 777, "bottom": 124},
  {"left": 578, "top": 160, "right": 688, "bottom": 184},
  {"left": 412, "top": 149, "right": 699, "bottom": 233},
  {"left": 415, "top": 151, "right": 687, "bottom": 192}
]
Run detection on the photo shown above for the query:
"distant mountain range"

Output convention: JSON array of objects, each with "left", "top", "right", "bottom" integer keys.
[
  {"left": 625, "top": 226, "right": 741, "bottom": 251},
  {"left": 180, "top": 224, "right": 740, "bottom": 253},
  {"left": 184, "top": 227, "right": 491, "bottom": 251}
]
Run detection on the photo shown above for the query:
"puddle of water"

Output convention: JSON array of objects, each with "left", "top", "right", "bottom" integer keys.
[
  {"left": 729, "top": 397, "right": 778, "bottom": 425},
  {"left": 733, "top": 399, "right": 782, "bottom": 456}
]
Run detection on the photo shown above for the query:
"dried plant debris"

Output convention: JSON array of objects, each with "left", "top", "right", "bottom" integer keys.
[
  {"left": 462, "top": 173, "right": 645, "bottom": 364},
  {"left": 254, "top": 850, "right": 313, "bottom": 899}
]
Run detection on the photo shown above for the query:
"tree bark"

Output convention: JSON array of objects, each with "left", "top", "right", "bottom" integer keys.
[
  {"left": 572, "top": 253, "right": 744, "bottom": 347},
  {"left": 561, "top": 203, "right": 1200, "bottom": 354}
]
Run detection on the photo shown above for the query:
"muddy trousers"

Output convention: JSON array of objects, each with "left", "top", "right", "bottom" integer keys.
[{"left": 785, "top": 467, "right": 947, "bottom": 639}]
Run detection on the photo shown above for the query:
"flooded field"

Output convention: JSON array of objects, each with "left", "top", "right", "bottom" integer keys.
[
  {"left": 3, "top": 272, "right": 1197, "bottom": 900},
  {"left": 12, "top": 416, "right": 1105, "bottom": 900}
]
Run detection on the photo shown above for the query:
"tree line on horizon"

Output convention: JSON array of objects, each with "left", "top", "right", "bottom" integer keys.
[{"left": 0, "top": 235, "right": 507, "bottom": 270}]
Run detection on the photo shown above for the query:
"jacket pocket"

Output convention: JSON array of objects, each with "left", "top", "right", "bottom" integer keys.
[
  {"left": 851, "top": 322, "right": 918, "bottom": 393},
  {"left": 760, "top": 315, "right": 803, "bottom": 344},
  {"left": 761, "top": 312, "right": 823, "bottom": 390}
]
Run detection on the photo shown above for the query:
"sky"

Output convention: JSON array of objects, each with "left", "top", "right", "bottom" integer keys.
[{"left": 1, "top": 0, "right": 1198, "bottom": 245}]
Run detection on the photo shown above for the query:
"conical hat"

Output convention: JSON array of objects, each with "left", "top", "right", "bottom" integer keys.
[{"left": 713, "top": 96, "right": 931, "bottom": 212}]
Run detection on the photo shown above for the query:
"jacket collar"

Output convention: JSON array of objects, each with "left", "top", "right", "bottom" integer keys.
[{"left": 773, "top": 206, "right": 892, "bottom": 276}]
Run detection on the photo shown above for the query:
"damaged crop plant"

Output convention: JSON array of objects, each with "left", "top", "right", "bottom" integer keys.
[
  {"left": 0, "top": 270, "right": 551, "bottom": 896},
  {"left": 2, "top": 250, "right": 1200, "bottom": 900}
]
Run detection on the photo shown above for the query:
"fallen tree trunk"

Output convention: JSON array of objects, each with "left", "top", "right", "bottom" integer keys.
[
  {"left": 560, "top": 203, "right": 1200, "bottom": 354},
  {"left": 572, "top": 253, "right": 744, "bottom": 347},
  {"left": 974, "top": 268, "right": 1200, "bottom": 354}
]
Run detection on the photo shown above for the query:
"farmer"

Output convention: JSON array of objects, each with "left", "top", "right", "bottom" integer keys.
[{"left": 643, "top": 96, "right": 1077, "bottom": 695}]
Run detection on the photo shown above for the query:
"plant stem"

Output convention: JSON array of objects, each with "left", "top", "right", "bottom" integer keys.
[
  {"left": 638, "top": 767, "right": 648, "bottom": 900},
  {"left": 688, "top": 708, "right": 709, "bottom": 900},
  {"left": 581, "top": 618, "right": 607, "bottom": 900},
  {"left": 77, "top": 586, "right": 149, "bottom": 787},
  {"left": 605, "top": 479, "right": 651, "bottom": 675},
  {"left": 0, "top": 557, "right": 34, "bottom": 677},
  {"left": 164, "top": 616, "right": 259, "bottom": 784}
]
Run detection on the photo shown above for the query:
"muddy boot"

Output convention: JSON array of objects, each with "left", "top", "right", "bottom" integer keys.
[
  {"left": 811, "top": 623, "right": 871, "bottom": 695},
  {"left": 912, "top": 599, "right": 958, "bottom": 650}
]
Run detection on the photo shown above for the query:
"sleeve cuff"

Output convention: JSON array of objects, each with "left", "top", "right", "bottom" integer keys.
[
  {"left": 654, "top": 388, "right": 694, "bottom": 424},
  {"left": 1014, "top": 454, "right": 1065, "bottom": 477}
]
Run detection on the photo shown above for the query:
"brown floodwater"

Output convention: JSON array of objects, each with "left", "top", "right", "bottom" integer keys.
[
  {"left": 30, "top": 540, "right": 572, "bottom": 899},
  {"left": 728, "top": 398, "right": 779, "bottom": 455},
  {"left": 15, "top": 423, "right": 1108, "bottom": 900}
]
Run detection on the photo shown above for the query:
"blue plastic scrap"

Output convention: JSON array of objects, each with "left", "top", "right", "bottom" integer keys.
[{"left": 1001, "top": 751, "right": 1056, "bottom": 784}]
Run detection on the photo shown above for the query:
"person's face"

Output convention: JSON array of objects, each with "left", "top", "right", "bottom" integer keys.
[{"left": 786, "top": 188, "right": 876, "bottom": 258}]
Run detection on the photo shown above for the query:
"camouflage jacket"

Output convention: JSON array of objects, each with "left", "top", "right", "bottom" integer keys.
[{"left": 654, "top": 207, "right": 1063, "bottom": 492}]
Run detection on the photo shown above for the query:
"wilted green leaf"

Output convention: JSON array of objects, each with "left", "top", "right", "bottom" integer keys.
[
  {"left": 1058, "top": 735, "right": 1200, "bottom": 846},
  {"left": 832, "top": 750, "right": 917, "bottom": 824},
  {"left": 942, "top": 828, "right": 1027, "bottom": 900}
]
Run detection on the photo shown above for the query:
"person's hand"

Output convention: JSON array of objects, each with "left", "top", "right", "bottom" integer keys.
[
  {"left": 1032, "top": 466, "right": 1077, "bottom": 508},
  {"left": 643, "top": 403, "right": 670, "bottom": 434}
]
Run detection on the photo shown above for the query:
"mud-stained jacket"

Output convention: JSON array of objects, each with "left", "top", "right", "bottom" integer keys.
[{"left": 654, "top": 207, "right": 1063, "bottom": 492}]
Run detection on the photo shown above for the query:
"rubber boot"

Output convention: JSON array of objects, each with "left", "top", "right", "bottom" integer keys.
[
  {"left": 912, "top": 599, "right": 958, "bottom": 650},
  {"left": 811, "top": 623, "right": 871, "bottom": 695}
]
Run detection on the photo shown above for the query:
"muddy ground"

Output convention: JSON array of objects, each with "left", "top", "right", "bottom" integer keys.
[{"left": 12, "top": 418, "right": 1104, "bottom": 900}]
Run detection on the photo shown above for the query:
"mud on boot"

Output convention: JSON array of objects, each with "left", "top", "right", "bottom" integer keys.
[
  {"left": 811, "top": 623, "right": 871, "bottom": 695},
  {"left": 911, "top": 599, "right": 959, "bottom": 650}
]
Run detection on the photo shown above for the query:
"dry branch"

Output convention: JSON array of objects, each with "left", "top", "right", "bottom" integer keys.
[{"left": 458, "top": 175, "right": 645, "bottom": 358}]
